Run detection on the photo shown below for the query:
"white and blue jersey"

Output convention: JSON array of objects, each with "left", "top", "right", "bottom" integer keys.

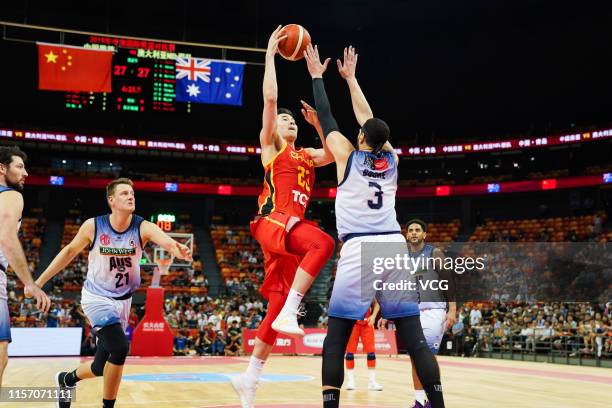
[
  {"left": 336, "top": 151, "right": 401, "bottom": 241},
  {"left": 84, "top": 214, "right": 144, "bottom": 298},
  {"left": 0, "top": 185, "right": 21, "bottom": 342},
  {"left": 329, "top": 150, "right": 419, "bottom": 320},
  {"left": 82, "top": 214, "right": 143, "bottom": 332}
]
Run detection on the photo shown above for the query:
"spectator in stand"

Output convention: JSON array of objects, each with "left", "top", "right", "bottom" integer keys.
[
  {"left": 174, "top": 330, "right": 188, "bottom": 356},
  {"left": 225, "top": 321, "right": 242, "bottom": 356},
  {"left": 226, "top": 309, "right": 241, "bottom": 327},
  {"left": 212, "top": 330, "right": 226, "bottom": 355},
  {"left": 470, "top": 307, "right": 482, "bottom": 327},
  {"left": 46, "top": 303, "right": 61, "bottom": 328}
]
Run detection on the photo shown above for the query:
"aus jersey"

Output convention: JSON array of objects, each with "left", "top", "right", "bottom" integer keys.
[
  {"left": 0, "top": 186, "right": 21, "bottom": 301},
  {"left": 336, "top": 151, "right": 401, "bottom": 240},
  {"left": 84, "top": 214, "right": 144, "bottom": 298},
  {"left": 258, "top": 143, "right": 315, "bottom": 219},
  {"left": 410, "top": 244, "right": 447, "bottom": 310}
]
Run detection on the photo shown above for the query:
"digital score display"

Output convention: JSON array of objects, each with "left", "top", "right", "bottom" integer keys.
[
  {"left": 65, "top": 46, "right": 190, "bottom": 114},
  {"left": 152, "top": 214, "right": 176, "bottom": 231}
]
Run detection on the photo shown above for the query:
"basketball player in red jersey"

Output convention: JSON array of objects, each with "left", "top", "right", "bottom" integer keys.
[
  {"left": 345, "top": 299, "right": 384, "bottom": 391},
  {"left": 232, "top": 26, "right": 336, "bottom": 408}
]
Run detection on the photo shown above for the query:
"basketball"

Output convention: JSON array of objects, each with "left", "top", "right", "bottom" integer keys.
[{"left": 278, "top": 24, "right": 311, "bottom": 61}]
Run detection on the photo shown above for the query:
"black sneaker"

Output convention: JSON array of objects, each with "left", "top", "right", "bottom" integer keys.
[{"left": 54, "top": 371, "right": 75, "bottom": 408}]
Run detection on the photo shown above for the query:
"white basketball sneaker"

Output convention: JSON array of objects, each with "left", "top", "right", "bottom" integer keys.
[
  {"left": 368, "top": 381, "right": 383, "bottom": 391},
  {"left": 271, "top": 308, "right": 305, "bottom": 338},
  {"left": 346, "top": 377, "right": 356, "bottom": 390},
  {"left": 231, "top": 374, "right": 259, "bottom": 408}
]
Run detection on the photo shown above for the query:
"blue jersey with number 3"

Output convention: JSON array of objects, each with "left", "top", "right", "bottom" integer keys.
[
  {"left": 84, "top": 214, "right": 144, "bottom": 298},
  {"left": 336, "top": 151, "right": 400, "bottom": 240}
]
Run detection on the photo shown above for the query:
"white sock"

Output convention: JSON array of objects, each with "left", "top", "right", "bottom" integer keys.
[
  {"left": 282, "top": 288, "right": 304, "bottom": 314},
  {"left": 346, "top": 369, "right": 355, "bottom": 382},
  {"left": 245, "top": 356, "right": 265, "bottom": 383},
  {"left": 368, "top": 368, "right": 377, "bottom": 383},
  {"left": 415, "top": 389, "right": 426, "bottom": 405}
]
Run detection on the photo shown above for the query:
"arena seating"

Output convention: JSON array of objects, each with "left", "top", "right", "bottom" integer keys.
[{"left": 469, "top": 211, "right": 609, "bottom": 242}]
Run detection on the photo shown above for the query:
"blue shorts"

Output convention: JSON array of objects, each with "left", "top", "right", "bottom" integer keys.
[
  {"left": 328, "top": 234, "right": 420, "bottom": 320},
  {"left": 0, "top": 300, "right": 11, "bottom": 343}
]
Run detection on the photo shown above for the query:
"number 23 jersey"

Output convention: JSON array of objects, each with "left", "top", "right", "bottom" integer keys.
[
  {"left": 257, "top": 143, "right": 315, "bottom": 219},
  {"left": 84, "top": 214, "right": 144, "bottom": 298},
  {"left": 336, "top": 151, "right": 400, "bottom": 241}
]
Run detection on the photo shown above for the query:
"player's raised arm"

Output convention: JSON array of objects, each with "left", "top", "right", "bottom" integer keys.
[
  {"left": 36, "top": 218, "right": 95, "bottom": 288},
  {"left": 140, "top": 220, "right": 193, "bottom": 261},
  {"left": 0, "top": 191, "right": 50, "bottom": 312},
  {"left": 260, "top": 26, "right": 287, "bottom": 162},
  {"left": 301, "top": 100, "right": 335, "bottom": 167},
  {"left": 337, "top": 46, "right": 373, "bottom": 126},
  {"left": 339, "top": 46, "right": 399, "bottom": 164},
  {"left": 304, "top": 44, "right": 355, "bottom": 182}
]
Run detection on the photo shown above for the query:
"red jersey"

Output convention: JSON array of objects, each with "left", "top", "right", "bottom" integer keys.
[{"left": 258, "top": 144, "right": 315, "bottom": 218}]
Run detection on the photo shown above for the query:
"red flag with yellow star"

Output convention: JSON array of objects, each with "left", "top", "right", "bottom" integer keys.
[{"left": 38, "top": 43, "right": 112, "bottom": 92}]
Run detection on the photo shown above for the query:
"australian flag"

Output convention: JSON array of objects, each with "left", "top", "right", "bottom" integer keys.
[{"left": 175, "top": 57, "right": 245, "bottom": 106}]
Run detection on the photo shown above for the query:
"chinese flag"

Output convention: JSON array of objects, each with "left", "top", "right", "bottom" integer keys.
[{"left": 38, "top": 43, "right": 112, "bottom": 92}]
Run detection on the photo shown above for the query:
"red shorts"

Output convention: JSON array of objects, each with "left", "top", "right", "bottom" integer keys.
[
  {"left": 250, "top": 212, "right": 315, "bottom": 299},
  {"left": 346, "top": 322, "right": 376, "bottom": 354}
]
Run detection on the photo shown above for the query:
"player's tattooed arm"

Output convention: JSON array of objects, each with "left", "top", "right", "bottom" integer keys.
[
  {"left": 260, "top": 26, "right": 287, "bottom": 162},
  {"left": 36, "top": 218, "right": 94, "bottom": 288},
  {"left": 140, "top": 220, "right": 193, "bottom": 261},
  {"left": 301, "top": 100, "right": 334, "bottom": 167}
]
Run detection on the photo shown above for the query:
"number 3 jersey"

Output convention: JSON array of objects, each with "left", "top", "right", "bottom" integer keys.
[
  {"left": 257, "top": 143, "right": 315, "bottom": 219},
  {"left": 336, "top": 151, "right": 400, "bottom": 241},
  {"left": 84, "top": 214, "right": 144, "bottom": 298}
]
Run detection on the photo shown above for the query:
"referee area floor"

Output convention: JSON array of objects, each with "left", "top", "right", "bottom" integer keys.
[{"left": 3, "top": 355, "right": 611, "bottom": 408}]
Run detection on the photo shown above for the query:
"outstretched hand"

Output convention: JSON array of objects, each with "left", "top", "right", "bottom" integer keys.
[
  {"left": 173, "top": 242, "right": 193, "bottom": 262},
  {"left": 266, "top": 25, "right": 287, "bottom": 57},
  {"left": 337, "top": 46, "right": 358, "bottom": 80},
  {"left": 304, "top": 44, "right": 331, "bottom": 78},
  {"left": 300, "top": 100, "right": 321, "bottom": 129}
]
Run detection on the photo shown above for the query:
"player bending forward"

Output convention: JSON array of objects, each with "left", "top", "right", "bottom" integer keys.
[{"left": 36, "top": 178, "right": 191, "bottom": 408}]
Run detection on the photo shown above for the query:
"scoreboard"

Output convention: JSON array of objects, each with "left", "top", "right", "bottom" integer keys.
[{"left": 65, "top": 44, "right": 191, "bottom": 113}]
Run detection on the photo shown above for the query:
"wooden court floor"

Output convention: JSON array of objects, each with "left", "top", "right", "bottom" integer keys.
[{"left": 2, "top": 355, "right": 611, "bottom": 408}]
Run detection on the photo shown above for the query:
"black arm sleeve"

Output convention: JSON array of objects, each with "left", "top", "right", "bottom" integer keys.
[{"left": 312, "top": 78, "right": 340, "bottom": 137}]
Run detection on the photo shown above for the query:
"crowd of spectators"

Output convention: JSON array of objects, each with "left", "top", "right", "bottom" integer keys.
[{"left": 443, "top": 302, "right": 611, "bottom": 358}]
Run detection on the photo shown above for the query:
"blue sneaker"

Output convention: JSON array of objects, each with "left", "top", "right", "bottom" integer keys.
[
  {"left": 424, "top": 401, "right": 432, "bottom": 408},
  {"left": 411, "top": 402, "right": 424, "bottom": 408}
]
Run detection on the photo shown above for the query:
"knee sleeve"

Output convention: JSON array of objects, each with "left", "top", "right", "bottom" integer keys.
[
  {"left": 97, "top": 323, "right": 129, "bottom": 366},
  {"left": 322, "top": 317, "right": 355, "bottom": 388},
  {"left": 91, "top": 341, "right": 110, "bottom": 377},
  {"left": 345, "top": 352, "right": 355, "bottom": 369},
  {"left": 366, "top": 352, "right": 376, "bottom": 368}
]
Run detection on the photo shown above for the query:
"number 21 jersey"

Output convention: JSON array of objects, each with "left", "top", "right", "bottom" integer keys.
[
  {"left": 84, "top": 214, "right": 144, "bottom": 298},
  {"left": 336, "top": 151, "right": 400, "bottom": 241}
]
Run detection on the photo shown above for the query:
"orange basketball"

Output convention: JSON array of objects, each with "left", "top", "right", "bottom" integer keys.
[{"left": 278, "top": 24, "right": 311, "bottom": 61}]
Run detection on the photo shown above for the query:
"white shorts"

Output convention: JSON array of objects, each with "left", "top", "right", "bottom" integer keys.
[
  {"left": 81, "top": 288, "right": 131, "bottom": 333},
  {"left": 328, "top": 233, "right": 419, "bottom": 320},
  {"left": 420, "top": 308, "right": 447, "bottom": 354}
]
